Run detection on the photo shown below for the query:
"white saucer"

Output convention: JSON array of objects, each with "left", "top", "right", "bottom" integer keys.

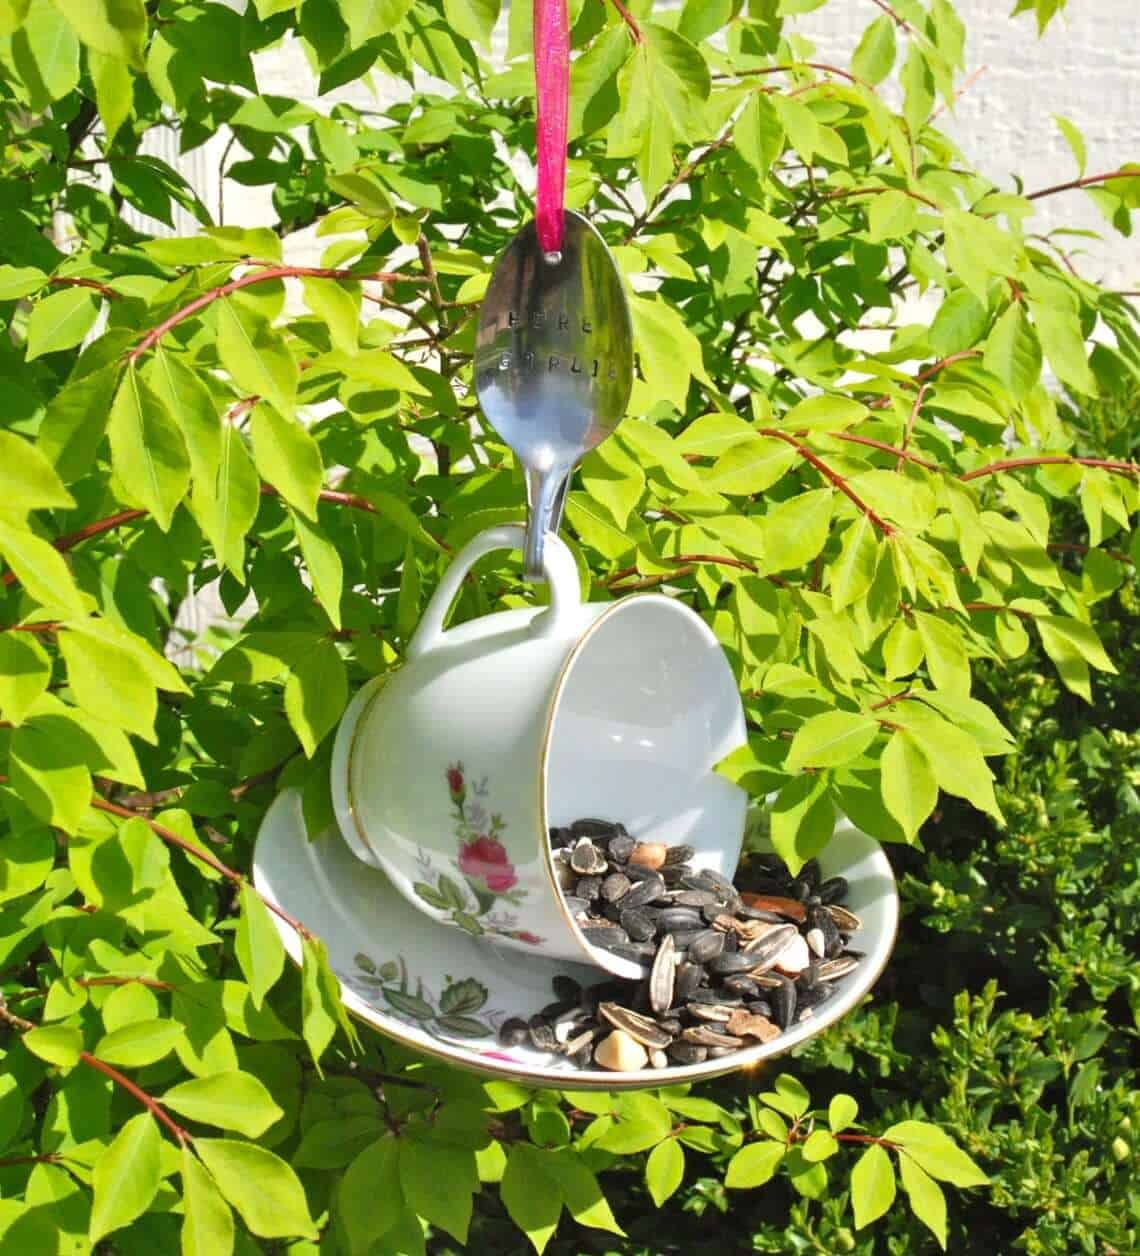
[{"left": 252, "top": 790, "right": 899, "bottom": 1090}]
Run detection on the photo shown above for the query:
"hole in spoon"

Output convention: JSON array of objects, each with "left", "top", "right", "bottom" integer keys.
[{"left": 543, "top": 250, "right": 563, "bottom": 266}]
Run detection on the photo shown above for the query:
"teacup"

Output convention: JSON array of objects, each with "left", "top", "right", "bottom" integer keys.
[{"left": 330, "top": 524, "right": 747, "bottom": 978}]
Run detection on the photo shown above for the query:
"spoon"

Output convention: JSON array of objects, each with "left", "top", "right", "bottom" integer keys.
[{"left": 475, "top": 210, "right": 633, "bottom": 581}]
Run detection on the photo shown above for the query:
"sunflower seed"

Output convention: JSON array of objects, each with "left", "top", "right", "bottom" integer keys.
[
  {"left": 649, "top": 933, "right": 676, "bottom": 1014},
  {"left": 527, "top": 1016, "right": 557, "bottom": 1051},
  {"left": 681, "top": 1026, "right": 744, "bottom": 1049},
  {"left": 623, "top": 874, "right": 667, "bottom": 910},
  {"left": 827, "top": 904, "right": 862, "bottom": 934},
  {"left": 670, "top": 889, "right": 718, "bottom": 909},
  {"left": 601, "top": 873, "right": 631, "bottom": 902},
  {"left": 540, "top": 999, "right": 577, "bottom": 1020},
  {"left": 598, "top": 1002, "right": 674, "bottom": 1049},
  {"left": 498, "top": 1017, "right": 529, "bottom": 1046},
  {"left": 806, "top": 928, "right": 826, "bottom": 958},
  {"left": 772, "top": 933, "right": 812, "bottom": 976},
  {"left": 561, "top": 1026, "right": 598, "bottom": 1055},
  {"left": 570, "top": 840, "right": 608, "bottom": 875},
  {"left": 649, "top": 1049, "right": 669, "bottom": 1069},
  {"left": 687, "top": 929, "right": 726, "bottom": 964},
  {"left": 709, "top": 950, "right": 766, "bottom": 976},
  {"left": 576, "top": 875, "right": 603, "bottom": 901},
  {"left": 721, "top": 974, "right": 763, "bottom": 999},
  {"left": 772, "top": 976, "right": 797, "bottom": 1029},
  {"left": 674, "top": 962, "right": 705, "bottom": 1000},
  {"left": 606, "top": 942, "right": 657, "bottom": 967},
  {"left": 549, "top": 826, "right": 574, "bottom": 848},
  {"left": 582, "top": 925, "right": 628, "bottom": 947},
  {"left": 607, "top": 833, "right": 636, "bottom": 864},
  {"left": 572, "top": 818, "right": 622, "bottom": 839},
  {"left": 656, "top": 907, "right": 704, "bottom": 935},
  {"left": 664, "top": 844, "right": 696, "bottom": 866},
  {"left": 817, "top": 954, "right": 861, "bottom": 982},
  {"left": 746, "top": 999, "right": 774, "bottom": 1018},
  {"left": 687, "top": 1002, "right": 735, "bottom": 1023},
  {"left": 666, "top": 1041, "right": 708, "bottom": 1065},
  {"left": 619, "top": 907, "right": 656, "bottom": 942}
]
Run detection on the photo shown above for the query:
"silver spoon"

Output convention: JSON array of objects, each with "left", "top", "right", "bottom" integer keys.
[{"left": 475, "top": 210, "right": 633, "bottom": 581}]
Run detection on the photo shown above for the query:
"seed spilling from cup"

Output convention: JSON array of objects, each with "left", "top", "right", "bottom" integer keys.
[{"left": 506, "top": 820, "right": 865, "bottom": 1070}]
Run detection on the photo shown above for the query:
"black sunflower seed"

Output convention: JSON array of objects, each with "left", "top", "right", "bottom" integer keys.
[
  {"left": 576, "top": 875, "right": 603, "bottom": 901},
  {"left": 601, "top": 873, "right": 631, "bottom": 902},
  {"left": 623, "top": 874, "right": 667, "bottom": 910},
  {"left": 674, "top": 962, "right": 705, "bottom": 1000},
  {"left": 655, "top": 907, "right": 704, "bottom": 935},
  {"left": 687, "top": 929, "right": 726, "bottom": 964},
  {"left": 772, "top": 976, "right": 797, "bottom": 1030},
  {"left": 571, "top": 818, "right": 622, "bottom": 839},
  {"left": 498, "top": 1017, "right": 529, "bottom": 1046},
  {"left": 527, "top": 1015, "right": 557, "bottom": 1051},
  {"left": 598, "top": 1002, "right": 674, "bottom": 1049},
  {"left": 620, "top": 907, "right": 656, "bottom": 942},
  {"left": 817, "top": 876, "right": 848, "bottom": 905},
  {"left": 664, "top": 844, "right": 696, "bottom": 866},
  {"left": 666, "top": 1041, "right": 708, "bottom": 1065},
  {"left": 607, "top": 833, "right": 636, "bottom": 864}
]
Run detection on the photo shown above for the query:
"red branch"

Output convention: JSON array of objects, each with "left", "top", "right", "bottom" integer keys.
[
  {"left": 1026, "top": 169, "right": 1138, "bottom": 202},
  {"left": 868, "top": 0, "right": 915, "bottom": 34},
  {"left": 761, "top": 428, "right": 896, "bottom": 536},
  {"left": 869, "top": 350, "right": 982, "bottom": 410},
  {"left": 608, "top": 0, "right": 643, "bottom": 42},
  {"left": 79, "top": 1052, "right": 191, "bottom": 1144},
  {"left": 48, "top": 276, "right": 119, "bottom": 300},
  {"left": 718, "top": 62, "right": 861, "bottom": 86},
  {"left": 824, "top": 186, "right": 938, "bottom": 210},
  {"left": 899, "top": 383, "right": 930, "bottom": 468},
  {"left": 961, "top": 455, "right": 1139, "bottom": 481},
  {"left": 832, "top": 431, "right": 940, "bottom": 471},
  {"left": 870, "top": 689, "right": 914, "bottom": 711},
  {"left": 127, "top": 265, "right": 414, "bottom": 363}
]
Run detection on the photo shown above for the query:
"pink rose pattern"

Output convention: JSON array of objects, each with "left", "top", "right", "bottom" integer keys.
[{"left": 430, "top": 763, "right": 542, "bottom": 945}]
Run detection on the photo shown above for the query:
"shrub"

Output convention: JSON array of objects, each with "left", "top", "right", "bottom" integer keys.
[{"left": 0, "top": 0, "right": 1135, "bottom": 1251}]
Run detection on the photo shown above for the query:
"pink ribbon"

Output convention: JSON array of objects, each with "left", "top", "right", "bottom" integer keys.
[{"left": 534, "top": 0, "right": 569, "bottom": 256}]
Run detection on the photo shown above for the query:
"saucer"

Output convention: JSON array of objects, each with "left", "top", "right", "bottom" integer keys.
[{"left": 252, "top": 790, "right": 899, "bottom": 1090}]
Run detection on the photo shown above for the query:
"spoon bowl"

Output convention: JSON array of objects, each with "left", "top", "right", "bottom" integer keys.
[{"left": 476, "top": 211, "right": 633, "bottom": 580}]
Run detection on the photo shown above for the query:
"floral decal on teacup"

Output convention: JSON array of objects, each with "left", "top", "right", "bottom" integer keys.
[{"left": 410, "top": 764, "right": 544, "bottom": 945}]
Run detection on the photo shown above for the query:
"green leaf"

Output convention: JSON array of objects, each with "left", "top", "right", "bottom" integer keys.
[
  {"left": 770, "top": 774, "right": 835, "bottom": 873},
  {"left": 301, "top": 277, "right": 360, "bottom": 355},
  {"left": 11, "top": 0, "right": 79, "bottom": 106},
  {"left": 1054, "top": 114, "right": 1086, "bottom": 175},
  {"left": 338, "top": 1138, "right": 402, "bottom": 1253},
  {"left": 25, "top": 287, "right": 100, "bottom": 359},
  {"left": 546, "top": 1150, "right": 624, "bottom": 1236},
  {"left": 52, "top": 0, "right": 146, "bottom": 67},
  {"left": 786, "top": 711, "right": 878, "bottom": 771},
  {"left": 162, "top": 1072, "right": 283, "bottom": 1138},
  {"left": 284, "top": 638, "right": 348, "bottom": 757},
  {"left": 88, "top": 1112, "right": 161, "bottom": 1242},
  {"left": 500, "top": 1144, "right": 562, "bottom": 1255},
  {"left": 880, "top": 729, "right": 938, "bottom": 841},
  {"left": 895, "top": 707, "right": 1002, "bottom": 821},
  {"left": 830, "top": 516, "right": 878, "bottom": 612},
  {"left": 829, "top": 1094, "right": 858, "bottom": 1134},
  {"left": 928, "top": 289, "right": 988, "bottom": 356},
  {"left": 984, "top": 302, "right": 1042, "bottom": 399},
  {"left": 761, "top": 1074, "right": 811, "bottom": 1118},
  {"left": 705, "top": 436, "right": 797, "bottom": 496},
  {"left": 108, "top": 365, "right": 192, "bottom": 531},
  {"left": 23, "top": 1024, "right": 82, "bottom": 1067},
  {"left": 443, "top": 0, "right": 498, "bottom": 45},
  {"left": 194, "top": 425, "right": 260, "bottom": 577},
  {"left": 94, "top": 1018, "right": 184, "bottom": 1067},
  {"left": 0, "top": 264, "right": 46, "bottom": 300},
  {"left": 399, "top": 1138, "right": 477, "bottom": 1243},
  {"left": 8, "top": 717, "right": 92, "bottom": 832},
  {"left": 235, "top": 882, "right": 286, "bottom": 1009},
  {"left": 782, "top": 395, "right": 868, "bottom": 431},
  {"left": 898, "top": 1154, "right": 948, "bottom": 1249},
  {"left": 1025, "top": 282, "right": 1097, "bottom": 395},
  {"left": 302, "top": 935, "right": 357, "bottom": 1069},
  {"left": 0, "top": 824, "right": 54, "bottom": 902},
  {"left": 913, "top": 610, "right": 971, "bottom": 695},
  {"left": 851, "top": 14, "right": 896, "bottom": 83},
  {"left": 58, "top": 626, "right": 158, "bottom": 741},
  {"left": 0, "top": 519, "right": 87, "bottom": 615},
  {"left": 801, "top": 1129, "right": 839, "bottom": 1161},
  {"left": 761, "top": 489, "right": 834, "bottom": 572},
  {"left": 181, "top": 1147, "right": 235, "bottom": 1256},
  {"left": 89, "top": 49, "right": 133, "bottom": 142},
  {"left": 882, "top": 1120, "right": 989, "bottom": 1186},
  {"left": 0, "top": 628, "right": 51, "bottom": 726},
  {"left": 196, "top": 1139, "right": 318, "bottom": 1241},
  {"left": 645, "top": 1139, "right": 684, "bottom": 1207},
  {"left": 341, "top": 0, "right": 414, "bottom": 44},
  {"left": 866, "top": 189, "right": 918, "bottom": 243},
  {"left": 724, "top": 1141, "right": 785, "bottom": 1188},
  {"left": 251, "top": 403, "right": 322, "bottom": 520},
  {"left": 37, "top": 362, "right": 118, "bottom": 483},
  {"left": 216, "top": 301, "right": 298, "bottom": 419},
  {"left": 630, "top": 294, "right": 708, "bottom": 411},
  {"left": 291, "top": 510, "right": 343, "bottom": 629},
  {"left": 943, "top": 208, "right": 1020, "bottom": 303},
  {"left": 851, "top": 1143, "right": 896, "bottom": 1229},
  {"left": 735, "top": 93, "right": 784, "bottom": 176},
  {"left": 147, "top": 349, "right": 221, "bottom": 498}
]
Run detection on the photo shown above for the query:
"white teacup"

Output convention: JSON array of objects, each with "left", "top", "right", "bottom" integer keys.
[{"left": 330, "top": 525, "right": 747, "bottom": 978}]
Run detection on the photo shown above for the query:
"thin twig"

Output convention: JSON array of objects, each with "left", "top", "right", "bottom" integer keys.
[
  {"left": 961, "top": 455, "right": 1138, "bottom": 481},
  {"left": 1026, "top": 169, "right": 1138, "bottom": 202},
  {"left": 608, "top": 0, "right": 642, "bottom": 42},
  {"left": 898, "top": 383, "right": 930, "bottom": 469},
  {"left": 47, "top": 276, "right": 119, "bottom": 300},
  {"left": 868, "top": 0, "right": 915, "bottom": 34}
]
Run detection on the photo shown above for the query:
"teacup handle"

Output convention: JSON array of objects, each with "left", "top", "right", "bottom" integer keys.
[{"left": 407, "top": 524, "right": 580, "bottom": 661}]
